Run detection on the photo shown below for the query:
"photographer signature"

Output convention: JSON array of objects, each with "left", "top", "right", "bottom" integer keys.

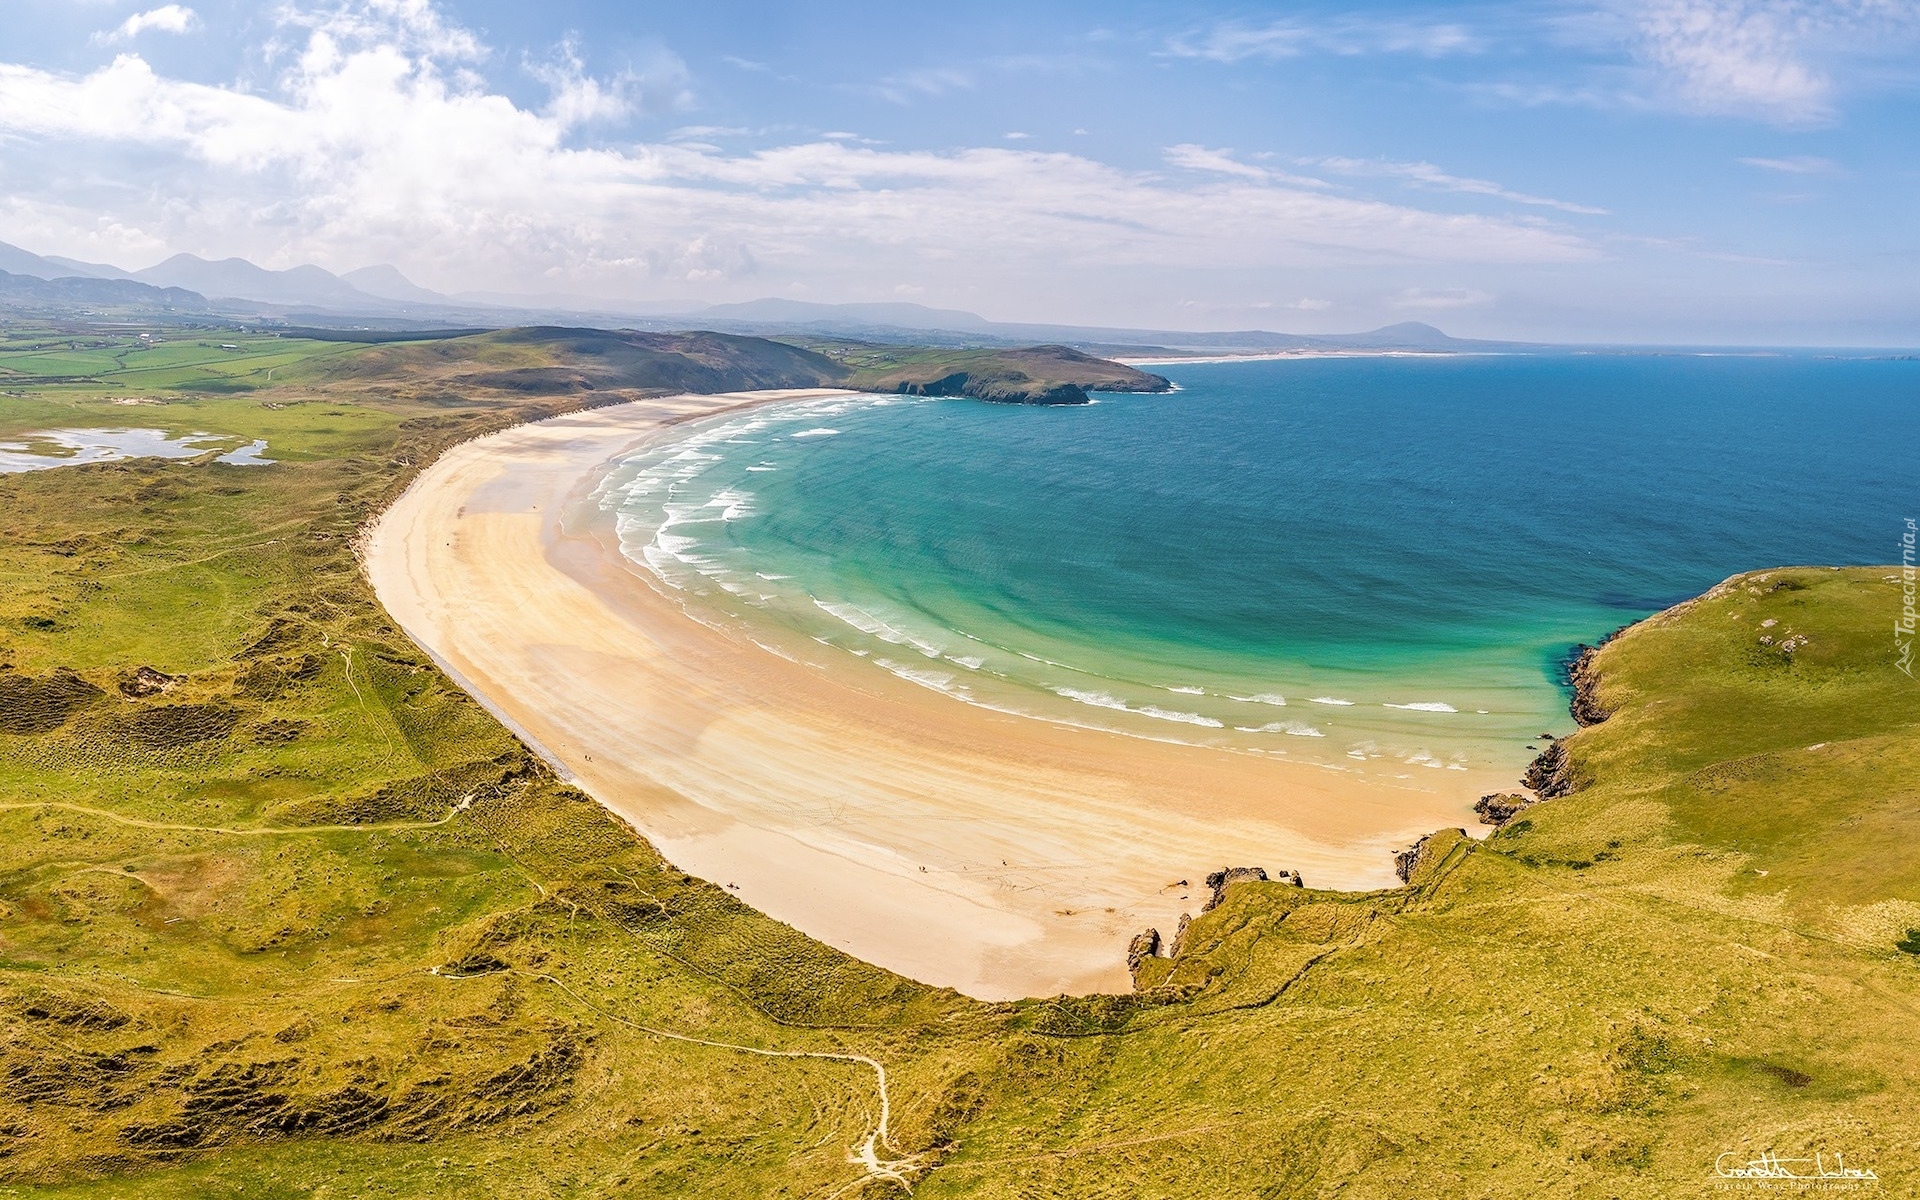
[{"left": 1716, "top": 1151, "right": 1878, "bottom": 1181}]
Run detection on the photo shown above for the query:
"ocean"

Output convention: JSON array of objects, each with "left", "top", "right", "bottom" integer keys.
[{"left": 595, "top": 353, "right": 1914, "bottom": 781}]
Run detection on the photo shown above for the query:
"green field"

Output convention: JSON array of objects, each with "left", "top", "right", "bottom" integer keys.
[
  {"left": 0, "top": 327, "right": 360, "bottom": 395},
  {"left": 1, "top": 323, "right": 1915, "bottom": 1197}
]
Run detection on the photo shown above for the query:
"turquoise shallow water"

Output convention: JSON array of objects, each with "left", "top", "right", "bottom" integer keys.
[{"left": 596, "top": 354, "right": 1915, "bottom": 777}]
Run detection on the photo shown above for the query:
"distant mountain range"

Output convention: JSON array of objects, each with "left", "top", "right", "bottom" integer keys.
[
  {"left": 0, "top": 238, "right": 1512, "bottom": 353},
  {"left": 0, "top": 268, "right": 207, "bottom": 312}
]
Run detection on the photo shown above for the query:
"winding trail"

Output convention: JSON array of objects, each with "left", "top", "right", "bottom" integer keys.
[
  {"left": 0, "top": 797, "right": 472, "bottom": 838},
  {"left": 433, "top": 964, "right": 933, "bottom": 1192}
]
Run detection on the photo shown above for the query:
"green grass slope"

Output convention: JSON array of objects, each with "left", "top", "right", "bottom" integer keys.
[
  {"left": 800, "top": 341, "right": 1173, "bottom": 405},
  {"left": 0, "top": 327, "right": 1914, "bottom": 1196},
  {"left": 285, "top": 327, "right": 849, "bottom": 400},
  {"left": 280, "top": 326, "right": 1169, "bottom": 406}
]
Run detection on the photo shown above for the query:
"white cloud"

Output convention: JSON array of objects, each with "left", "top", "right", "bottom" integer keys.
[
  {"left": 1471, "top": 3, "right": 1920, "bottom": 126},
  {"left": 1168, "top": 17, "right": 1482, "bottom": 63},
  {"left": 527, "top": 39, "right": 691, "bottom": 128},
  {"left": 1164, "top": 143, "right": 1271, "bottom": 180},
  {"left": 1285, "top": 298, "right": 1333, "bottom": 311},
  {"left": 97, "top": 4, "right": 196, "bottom": 43},
  {"left": 1393, "top": 287, "right": 1495, "bottom": 309},
  {"left": 1621, "top": 0, "right": 1920, "bottom": 124},
  {"left": 1738, "top": 153, "right": 1839, "bottom": 172},
  {"left": 1313, "top": 157, "right": 1609, "bottom": 215},
  {"left": 1164, "top": 144, "right": 1332, "bottom": 188},
  {"left": 0, "top": 1, "right": 1597, "bottom": 308},
  {"left": 275, "top": 0, "right": 483, "bottom": 63},
  {"left": 1632, "top": 0, "right": 1831, "bottom": 122}
]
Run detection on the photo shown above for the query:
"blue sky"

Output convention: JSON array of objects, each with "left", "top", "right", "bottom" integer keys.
[{"left": 1, "top": 0, "right": 1916, "bottom": 342}]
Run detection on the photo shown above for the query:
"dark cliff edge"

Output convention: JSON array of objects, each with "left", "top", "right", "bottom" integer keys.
[{"left": 1479, "top": 629, "right": 1624, "bottom": 826}]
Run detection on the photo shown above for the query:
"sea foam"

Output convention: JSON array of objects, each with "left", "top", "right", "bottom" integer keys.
[
  {"left": 1235, "top": 721, "right": 1325, "bottom": 737},
  {"left": 1055, "top": 688, "right": 1224, "bottom": 728}
]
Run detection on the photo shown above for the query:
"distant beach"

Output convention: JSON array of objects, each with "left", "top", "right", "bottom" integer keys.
[{"left": 1113, "top": 349, "right": 1471, "bottom": 366}]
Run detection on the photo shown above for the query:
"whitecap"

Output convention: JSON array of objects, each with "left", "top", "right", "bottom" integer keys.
[
  {"left": 1229, "top": 693, "right": 1288, "bottom": 706},
  {"left": 1056, "top": 687, "right": 1129, "bottom": 712},
  {"left": 1136, "top": 705, "right": 1224, "bottom": 728},
  {"left": 875, "top": 658, "right": 959, "bottom": 693},
  {"left": 1055, "top": 688, "right": 1224, "bottom": 728},
  {"left": 1383, "top": 702, "right": 1458, "bottom": 712},
  {"left": 790, "top": 428, "right": 841, "bottom": 439},
  {"left": 814, "top": 599, "right": 945, "bottom": 657},
  {"left": 706, "top": 488, "right": 755, "bottom": 520},
  {"left": 949, "top": 655, "right": 986, "bottom": 670},
  {"left": 1235, "top": 721, "right": 1325, "bottom": 737},
  {"left": 1308, "top": 696, "right": 1356, "bottom": 706},
  {"left": 1166, "top": 685, "right": 1206, "bottom": 695}
]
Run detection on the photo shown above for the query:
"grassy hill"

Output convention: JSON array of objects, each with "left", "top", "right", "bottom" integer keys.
[
  {"left": 285, "top": 328, "right": 1172, "bottom": 406},
  {"left": 287, "top": 326, "right": 847, "bottom": 400},
  {"left": 797, "top": 340, "right": 1171, "bottom": 404},
  {"left": 0, "top": 326, "right": 1914, "bottom": 1196}
]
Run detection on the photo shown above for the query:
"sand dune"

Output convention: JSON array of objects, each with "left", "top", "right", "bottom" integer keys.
[{"left": 364, "top": 391, "right": 1496, "bottom": 999}]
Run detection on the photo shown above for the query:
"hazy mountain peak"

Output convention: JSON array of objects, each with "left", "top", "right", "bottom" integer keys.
[
  {"left": 341, "top": 264, "right": 449, "bottom": 304},
  {"left": 130, "top": 253, "right": 373, "bottom": 307}
]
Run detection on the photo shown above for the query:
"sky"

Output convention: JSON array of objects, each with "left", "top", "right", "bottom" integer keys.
[{"left": 0, "top": 0, "right": 1916, "bottom": 343}]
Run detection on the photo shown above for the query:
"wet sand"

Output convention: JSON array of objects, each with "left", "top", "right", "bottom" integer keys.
[{"left": 364, "top": 391, "right": 1495, "bottom": 999}]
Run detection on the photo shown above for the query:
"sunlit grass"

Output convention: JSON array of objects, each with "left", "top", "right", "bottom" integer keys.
[{"left": 0, "top": 326, "right": 1913, "bottom": 1196}]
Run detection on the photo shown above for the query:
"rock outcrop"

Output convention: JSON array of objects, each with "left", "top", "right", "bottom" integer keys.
[
  {"left": 1565, "top": 641, "right": 1613, "bottom": 727},
  {"left": 1473, "top": 792, "right": 1535, "bottom": 826},
  {"left": 118, "top": 666, "right": 180, "bottom": 699},
  {"left": 1126, "top": 928, "right": 1162, "bottom": 980},
  {"left": 1168, "top": 913, "right": 1193, "bottom": 959},
  {"left": 1522, "top": 739, "right": 1576, "bottom": 798},
  {"left": 1203, "top": 866, "right": 1279, "bottom": 912},
  {"left": 1394, "top": 829, "right": 1467, "bottom": 884}
]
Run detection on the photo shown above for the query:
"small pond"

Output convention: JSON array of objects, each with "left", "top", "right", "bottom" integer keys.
[{"left": 0, "top": 428, "right": 276, "bottom": 473}]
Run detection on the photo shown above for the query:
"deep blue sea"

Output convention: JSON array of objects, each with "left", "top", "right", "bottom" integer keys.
[{"left": 598, "top": 354, "right": 1915, "bottom": 776}]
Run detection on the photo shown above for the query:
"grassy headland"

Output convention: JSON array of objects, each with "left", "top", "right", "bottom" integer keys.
[
  {"left": 0, "top": 324, "right": 1914, "bottom": 1196},
  {"left": 792, "top": 340, "right": 1172, "bottom": 404},
  {"left": 276, "top": 327, "right": 1171, "bottom": 406}
]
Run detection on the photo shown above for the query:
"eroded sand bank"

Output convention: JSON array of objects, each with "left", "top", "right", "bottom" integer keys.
[{"left": 365, "top": 391, "right": 1496, "bottom": 999}]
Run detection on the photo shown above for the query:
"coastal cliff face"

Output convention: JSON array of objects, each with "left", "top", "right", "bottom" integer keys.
[
  {"left": 1563, "top": 638, "right": 1616, "bottom": 728},
  {"left": 1516, "top": 634, "right": 1618, "bottom": 802}
]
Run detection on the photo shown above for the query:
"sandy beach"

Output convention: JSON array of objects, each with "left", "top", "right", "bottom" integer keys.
[
  {"left": 365, "top": 391, "right": 1501, "bottom": 999},
  {"left": 1113, "top": 350, "right": 1477, "bottom": 366}
]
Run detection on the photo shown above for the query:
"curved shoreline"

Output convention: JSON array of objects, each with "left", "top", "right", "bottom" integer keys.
[{"left": 364, "top": 391, "right": 1507, "bottom": 999}]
